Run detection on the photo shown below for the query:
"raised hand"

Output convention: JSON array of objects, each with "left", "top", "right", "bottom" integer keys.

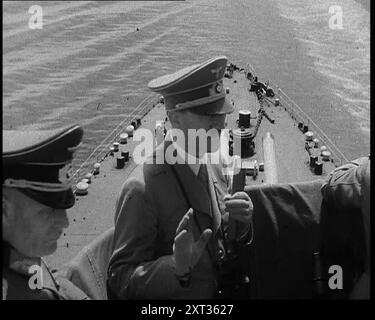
[{"left": 173, "top": 208, "right": 212, "bottom": 276}]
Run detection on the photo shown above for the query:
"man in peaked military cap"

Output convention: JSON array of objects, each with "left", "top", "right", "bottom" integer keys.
[
  {"left": 107, "top": 56, "right": 254, "bottom": 299},
  {"left": 2, "top": 124, "right": 89, "bottom": 300}
]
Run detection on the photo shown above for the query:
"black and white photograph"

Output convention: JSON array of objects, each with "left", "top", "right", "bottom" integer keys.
[{"left": 2, "top": 0, "right": 370, "bottom": 305}]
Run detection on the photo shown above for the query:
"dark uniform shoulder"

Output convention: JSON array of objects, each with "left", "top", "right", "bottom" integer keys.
[{"left": 3, "top": 267, "right": 62, "bottom": 300}]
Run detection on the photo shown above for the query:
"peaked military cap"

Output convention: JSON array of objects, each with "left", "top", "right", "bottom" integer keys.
[
  {"left": 148, "top": 56, "right": 234, "bottom": 115},
  {"left": 3, "top": 124, "right": 83, "bottom": 209}
]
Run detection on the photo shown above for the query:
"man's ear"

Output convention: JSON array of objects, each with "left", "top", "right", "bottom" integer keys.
[
  {"left": 2, "top": 188, "right": 17, "bottom": 220},
  {"left": 3, "top": 188, "right": 13, "bottom": 239},
  {"left": 3, "top": 188, "right": 11, "bottom": 218},
  {"left": 167, "top": 111, "right": 180, "bottom": 127}
]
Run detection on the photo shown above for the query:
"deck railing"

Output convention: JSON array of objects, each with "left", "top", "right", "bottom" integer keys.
[
  {"left": 245, "top": 63, "right": 348, "bottom": 166},
  {"left": 71, "top": 93, "right": 157, "bottom": 188},
  {"left": 72, "top": 61, "right": 350, "bottom": 190}
]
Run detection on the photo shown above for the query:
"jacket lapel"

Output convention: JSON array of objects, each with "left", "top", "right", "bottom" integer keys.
[
  {"left": 163, "top": 140, "right": 211, "bottom": 218},
  {"left": 172, "top": 162, "right": 222, "bottom": 264},
  {"left": 164, "top": 142, "right": 232, "bottom": 264},
  {"left": 173, "top": 163, "right": 211, "bottom": 217},
  {"left": 209, "top": 163, "right": 231, "bottom": 226},
  {"left": 206, "top": 165, "right": 223, "bottom": 233}
]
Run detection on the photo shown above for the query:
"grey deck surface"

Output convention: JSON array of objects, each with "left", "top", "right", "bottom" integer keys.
[{"left": 46, "top": 70, "right": 335, "bottom": 268}]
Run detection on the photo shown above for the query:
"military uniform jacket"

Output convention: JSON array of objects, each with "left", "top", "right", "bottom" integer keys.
[
  {"left": 3, "top": 266, "right": 62, "bottom": 300},
  {"left": 3, "top": 264, "right": 89, "bottom": 300},
  {"left": 107, "top": 141, "right": 247, "bottom": 299},
  {"left": 2, "top": 243, "right": 90, "bottom": 300}
]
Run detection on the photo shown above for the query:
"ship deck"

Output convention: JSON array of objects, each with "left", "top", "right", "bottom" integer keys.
[{"left": 46, "top": 68, "right": 337, "bottom": 269}]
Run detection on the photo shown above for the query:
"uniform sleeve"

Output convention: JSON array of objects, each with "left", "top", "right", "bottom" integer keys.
[
  {"left": 53, "top": 275, "right": 91, "bottom": 300},
  {"left": 107, "top": 177, "right": 184, "bottom": 299},
  {"left": 320, "top": 157, "right": 366, "bottom": 208},
  {"left": 320, "top": 157, "right": 370, "bottom": 298},
  {"left": 44, "top": 264, "right": 90, "bottom": 300},
  {"left": 2, "top": 278, "right": 8, "bottom": 300}
]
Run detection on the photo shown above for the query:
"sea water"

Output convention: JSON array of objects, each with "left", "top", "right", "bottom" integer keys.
[{"left": 3, "top": 0, "right": 370, "bottom": 171}]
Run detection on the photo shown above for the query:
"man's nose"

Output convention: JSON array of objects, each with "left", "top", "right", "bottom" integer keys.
[{"left": 54, "top": 209, "right": 69, "bottom": 229}]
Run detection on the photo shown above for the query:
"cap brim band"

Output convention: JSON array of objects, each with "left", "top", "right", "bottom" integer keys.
[
  {"left": 3, "top": 178, "right": 71, "bottom": 192},
  {"left": 171, "top": 98, "right": 234, "bottom": 115},
  {"left": 20, "top": 188, "right": 75, "bottom": 209}
]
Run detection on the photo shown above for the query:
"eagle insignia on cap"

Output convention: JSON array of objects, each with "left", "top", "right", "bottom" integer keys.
[
  {"left": 215, "top": 82, "right": 223, "bottom": 93},
  {"left": 210, "top": 65, "right": 224, "bottom": 77},
  {"left": 209, "top": 82, "right": 223, "bottom": 96},
  {"left": 58, "top": 163, "right": 74, "bottom": 185}
]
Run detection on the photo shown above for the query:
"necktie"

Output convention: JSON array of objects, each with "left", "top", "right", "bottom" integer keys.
[
  {"left": 197, "top": 164, "right": 210, "bottom": 194},
  {"left": 197, "top": 164, "right": 222, "bottom": 262},
  {"left": 198, "top": 164, "right": 222, "bottom": 243}
]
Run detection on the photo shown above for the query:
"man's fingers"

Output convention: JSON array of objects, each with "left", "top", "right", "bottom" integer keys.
[
  {"left": 174, "top": 229, "right": 187, "bottom": 243},
  {"left": 175, "top": 208, "right": 193, "bottom": 235},
  {"left": 230, "top": 210, "right": 253, "bottom": 223},
  {"left": 225, "top": 192, "right": 250, "bottom": 200},
  {"left": 225, "top": 193, "right": 253, "bottom": 224},
  {"left": 174, "top": 229, "right": 191, "bottom": 248},
  {"left": 191, "top": 229, "right": 212, "bottom": 267},
  {"left": 225, "top": 199, "right": 251, "bottom": 209},
  {"left": 223, "top": 194, "right": 232, "bottom": 202},
  {"left": 201, "top": 229, "right": 212, "bottom": 243},
  {"left": 174, "top": 230, "right": 193, "bottom": 274},
  {"left": 228, "top": 208, "right": 251, "bottom": 215},
  {"left": 229, "top": 206, "right": 253, "bottom": 216},
  {"left": 194, "top": 229, "right": 212, "bottom": 255},
  {"left": 188, "top": 209, "right": 194, "bottom": 233},
  {"left": 175, "top": 215, "right": 188, "bottom": 235},
  {"left": 231, "top": 191, "right": 251, "bottom": 200}
]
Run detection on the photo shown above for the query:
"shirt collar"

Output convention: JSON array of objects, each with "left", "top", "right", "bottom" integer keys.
[
  {"left": 165, "top": 129, "right": 202, "bottom": 176},
  {"left": 165, "top": 128, "right": 231, "bottom": 177}
]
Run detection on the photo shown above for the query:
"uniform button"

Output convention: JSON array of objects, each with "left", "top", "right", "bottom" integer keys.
[{"left": 218, "top": 249, "right": 224, "bottom": 260}]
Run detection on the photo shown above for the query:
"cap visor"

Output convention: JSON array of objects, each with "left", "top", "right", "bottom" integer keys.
[
  {"left": 20, "top": 188, "right": 75, "bottom": 209},
  {"left": 189, "top": 98, "right": 234, "bottom": 115}
]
